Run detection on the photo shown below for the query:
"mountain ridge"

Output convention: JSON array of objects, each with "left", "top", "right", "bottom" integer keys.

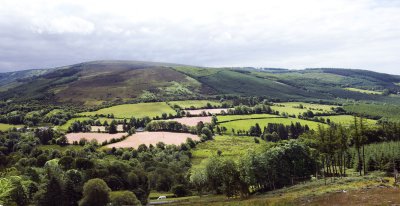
[{"left": 1, "top": 60, "right": 400, "bottom": 106}]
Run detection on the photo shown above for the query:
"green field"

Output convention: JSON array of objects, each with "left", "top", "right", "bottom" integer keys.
[
  {"left": 344, "top": 87, "right": 383, "bottom": 95},
  {"left": 271, "top": 102, "right": 337, "bottom": 116},
  {"left": 192, "top": 135, "right": 268, "bottom": 167},
  {"left": 278, "top": 102, "right": 338, "bottom": 111},
  {"left": 324, "top": 115, "right": 377, "bottom": 126},
  {"left": 217, "top": 114, "right": 280, "bottom": 122},
  {"left": 57, "top": 117, "right": 122, "bottom": 131},
  {"left": 169, "top": 100, "right": 222, "bottom": 109},
  {"left": 57, "top": 117, "right": 93, "bottom": 131},
  {"left": 79, "top": 102, "right": 176, "bottom": 119},
  {"left": 219, "top": 117, "right": 323, "bottom": 132},
  {"left": 0, "top": 123, "right": 23, "bottom": 131}
]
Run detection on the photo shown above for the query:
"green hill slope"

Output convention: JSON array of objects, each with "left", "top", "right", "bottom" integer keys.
[{"left": 1, "top": 61, "right": 400, "bottom": 105}]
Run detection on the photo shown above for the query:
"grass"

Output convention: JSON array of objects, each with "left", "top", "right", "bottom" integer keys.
[
  {"left": 163, "top": 174, "right": 396, "bottom": 206},
  {"left": 0, "top": 123, "right": 23, "bottom": 131},
  {"left": 149, "top": 191, "right": 175, "bottom": 199},
  {"left": 344, "top": 87, "right": 383, "bottom": 95},
  {"left": 57, "top": 117, "right": 123, "bottom": 131},
  {"left": 271, "top": 104, "right": 335, "bottom": 117},
  {"left": 278, "top": 102, "right": 338, "bottom": 112},
  {"left": 218, "top": 117, "right": 323, "bottom": 132},
  {"left": 192, "top": 135, "right": 269, "bottom": 167},
  {"left": 217, "top": 114, "right": 281, "bottom": 122},
  {"left": 169, "top": 100, "right": 222, "bottom": 109},
  {"left": 323, "top": 115, "right": 377, "bottom": 126},
  {"left": 78, "top": 102, "right": 176, "bottom": 119},
  {"left": 57, "top": 117, "right": 93, "bottom": 131}
]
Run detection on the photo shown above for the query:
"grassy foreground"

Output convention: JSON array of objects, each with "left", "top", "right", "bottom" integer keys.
[{"left": 159, "top": 174, "right": 398, "bottom": 206}]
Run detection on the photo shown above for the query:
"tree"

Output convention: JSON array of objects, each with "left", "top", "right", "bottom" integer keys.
[
  {"left": 211, "top": 116, "right": 218, "bottom": 126},
  {"left": 59, "top": 156, "right": 74, "bottom": 170},
  {"left": 10, "top": 180, "right": 28, "bottom": 206},
  {"left": 190, "top": 168, "right": 207, "bottom": 196},
  {"left": 201, "top": 127, "right": 213, "bottom": 141},
  {"left": 38, "top": 177, "right": 63, "bottom": 206},
  {"left": 109, "top": 120, "right": 118, "bottom": 134},
  {"left": 171, "top": 184, "right": 189, "bottom": 197},
  {"left": 79, "top": 178, "right": 111, "bottom": 206},
  {"left": 352, "top": 116, "right": 363, "bottom": 176},
  {"left": 110, "top": 191, "right": 141, "bottom": 206}
]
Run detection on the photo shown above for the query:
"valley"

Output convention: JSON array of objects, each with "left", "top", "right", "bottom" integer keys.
[{"left": 0, "top": 62, "right": 399, "bottom": 206}]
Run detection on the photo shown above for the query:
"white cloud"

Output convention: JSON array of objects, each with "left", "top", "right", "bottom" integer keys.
[{"left": 0, "top": 0, "right": 399, "bottom": 74}]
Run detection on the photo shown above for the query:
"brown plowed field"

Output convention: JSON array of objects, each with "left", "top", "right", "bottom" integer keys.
[
  {"left": 169, "top": 116, "right": 212, "bottom": 126},
  {"left": 66, "top": 132, "right": 128, "bottom": 144},
  {"left": 106, "top": 131, "right": 199, "bottom": 148}
]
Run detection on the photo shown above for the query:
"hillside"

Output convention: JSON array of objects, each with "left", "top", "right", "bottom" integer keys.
[{"left": 1, "top": 61, "right": 400, "bottom": 105}]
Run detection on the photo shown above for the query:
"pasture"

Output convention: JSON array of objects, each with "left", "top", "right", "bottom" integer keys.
[
  {"left": 66, "top": 132, "right": 128, "bottom": 144},
  {"left": 0, "top": 123, "right": 23, "bottom": 131},
  {"left": 271, "top": 103, "right": 336, "bottom": 116},
  {"left": 323, "top": 115, "right": 377, "bottom": 126},
  {"left": 169, "top": 100, "right": 222, "bottom": 109},
  {"left": 344, "top": 87, "right": 383, "bottom": 95},
  {"left": 167, "top": 116, "right": 212, "bottom": 126},
  {"left": 106, "top": 131, "right": 199, "bottom": 148},
  {"left": 184, "top": 108, "right": 229, "bottom": 115},
  {"left": 217, "top": 113, "right": 280, "bottom": 123},
  {"left": 57, "top": 117, "right": 120, "bottom": 131},
  {"left": 191, "top": 135, "right": 268, "bottom": 167},
  {"left": 79, "top": 102, "right": 176, "bottom": 118},
  {"left": 219, "top": 117, "right": 323, "bottom": 132},
  {"left": 58, "top": 117, "right": 93, "bottom": 131},
  {"left": 278, "top": 102, "right": 338, "bottom": 112}
]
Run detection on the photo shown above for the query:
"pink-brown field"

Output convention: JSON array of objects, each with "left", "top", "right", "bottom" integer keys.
[
  {"left": 169, "top": 116, "right": 212, "bottom": 126},
  {"left": 184, "top": 108, "right": 229, "bottom": 115},
  {"left": 106, "top": 131, "right": 199, "bottom": 148},
  {"left": 66, "top": 132, "right": 128, "bottom": 144}
]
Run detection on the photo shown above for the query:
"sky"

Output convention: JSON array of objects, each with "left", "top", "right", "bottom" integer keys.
[{"left": 0, "top": 0, "right": 400, "bottom": 74}]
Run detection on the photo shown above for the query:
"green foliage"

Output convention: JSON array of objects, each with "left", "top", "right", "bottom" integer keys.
[
  {"left": 79, "top": 178, "right": 111, "bottom": 206},
  {"left": 110, "top": 191, "right": 141, "bottom": 206},
  {"left": 344, "top": 103, "right": 400, "bottom": 121}
]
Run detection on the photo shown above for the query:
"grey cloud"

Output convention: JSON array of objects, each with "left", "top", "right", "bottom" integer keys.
[{"left": 0, "top": 0, "right": 399, "bottom": 74}]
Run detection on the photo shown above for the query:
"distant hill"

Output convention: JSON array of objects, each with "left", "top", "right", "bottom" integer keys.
[{"left": 1, "top": 61, "right": 400, "bottom": 105}]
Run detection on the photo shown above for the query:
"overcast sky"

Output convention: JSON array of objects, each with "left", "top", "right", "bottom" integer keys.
[{"left": 0, "top": 0, "right": 400, "bottom": 74}]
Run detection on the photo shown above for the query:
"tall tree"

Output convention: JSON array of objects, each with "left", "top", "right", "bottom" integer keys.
[{"left": 79, "top": 178, "right": 111, "bottom": 206}]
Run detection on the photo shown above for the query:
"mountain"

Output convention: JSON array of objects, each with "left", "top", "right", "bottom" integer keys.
[{"left": 1, "top": 60, "right": 400, "bottom": 106}]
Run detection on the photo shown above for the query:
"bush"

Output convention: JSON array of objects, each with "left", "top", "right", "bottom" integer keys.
[
  {"left": 79, "top": 178, "right": 111, "bottom": 206},
  {"left": 171, "top": 184, "right": 189, "bottom": 197},
  {"left": 110, "top": 191, "right": 141, "bottom": 206}
]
